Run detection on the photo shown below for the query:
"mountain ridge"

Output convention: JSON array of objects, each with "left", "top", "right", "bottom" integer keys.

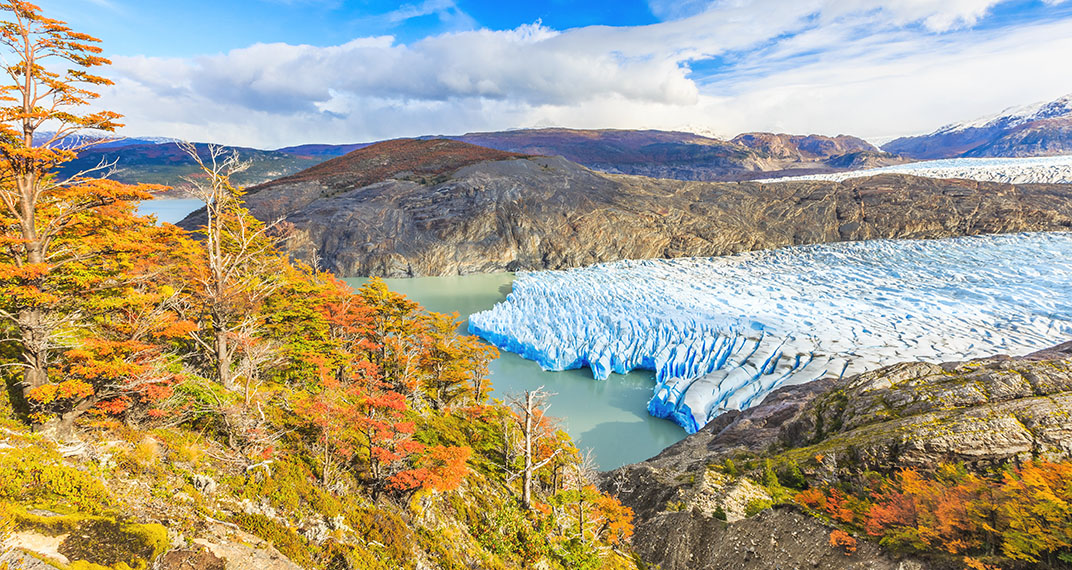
[
  {"left": 883, "top": 93, "right": 1072, "bottom": 159},
  {"left": 180, "top": 138, "right": 1072, "bottom": 278}
]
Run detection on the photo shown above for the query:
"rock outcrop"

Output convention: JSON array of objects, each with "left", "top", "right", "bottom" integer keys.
[
  {"left": 603, "top": 342, "right": 1072, "bottom": 570},
  {"left": 188, "top": 138, "right": 1072, "bottom": 277}
]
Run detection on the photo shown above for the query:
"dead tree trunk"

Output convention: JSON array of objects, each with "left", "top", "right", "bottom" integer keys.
[{"left": 509, "top": 387, "right": 560, "bottom": 511}]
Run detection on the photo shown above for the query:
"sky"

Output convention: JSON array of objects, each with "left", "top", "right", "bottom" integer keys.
[{"left": 47, "top": 0, "right": 1072, "bottom": 149}]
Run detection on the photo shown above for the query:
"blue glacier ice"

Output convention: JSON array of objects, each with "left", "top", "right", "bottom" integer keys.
[{"left": 468, "top": 233, "right": 1072, "bottom": 433}]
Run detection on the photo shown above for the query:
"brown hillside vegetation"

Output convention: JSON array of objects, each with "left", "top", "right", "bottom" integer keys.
[{"left": 258, "top": 138, "right": 528, "bottom": 190}]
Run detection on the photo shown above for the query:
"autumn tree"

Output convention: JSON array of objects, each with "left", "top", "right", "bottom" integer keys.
[
  {"left": 180, "top": 142, "right": 283, "bottom": 392},
  {"left": 421, "top": 311, "right": 497, "bottom": 409},
  {"left": 28, "top": 220, "right": 197, "bottom": 427},
  {"left": 358, "top": 279, "right": 429, "bottom": 399},
  {"left": 997, "top": 461, "right": 1072, "bottom": 563},
  {"left": 0, "top": 1, "right": 165, "bottom": 422}
]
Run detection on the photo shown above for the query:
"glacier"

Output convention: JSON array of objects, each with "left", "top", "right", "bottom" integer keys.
[
  {"left": 468, "top": 233, "right": 1072, "bottom": 433},
  {"left": 757, "top": 154, "right": 1072, "bottom": 185}
]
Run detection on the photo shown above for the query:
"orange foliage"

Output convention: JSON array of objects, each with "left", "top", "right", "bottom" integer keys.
[
  {"left": 797, "top": 462, "right": 1072, "bottom": 564},
  {"left": 829, "top": 529, "right": 857, "bottom": 555},
  {"left": 594, "top": 492, "right": 635, "bottom": 546}
]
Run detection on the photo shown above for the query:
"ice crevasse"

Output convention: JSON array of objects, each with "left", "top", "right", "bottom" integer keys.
[{"left": 468, "top": 233, "right": 1072, "bottom": 433}]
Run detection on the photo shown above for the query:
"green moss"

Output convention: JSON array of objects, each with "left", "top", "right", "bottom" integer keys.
[
  {"left": 9, "top": 506, "right": 168, "bottom": 570},
  {"left": 0, "top": 448, "right": 111, "bottom": 513},
  {"left": 776, "top": 459, "right": 807, "bottom": 490},
  {"left": 349, "top": 509, "right": 417, "bottom": 564},
  {"left": 743, "top": 498, "right": 773, "bottom": 517},
  {"left": 664, "top": 500, "right": 686, "bottom": 512}
]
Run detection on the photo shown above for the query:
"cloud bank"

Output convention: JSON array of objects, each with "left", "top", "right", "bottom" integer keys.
[{"left": 100, "top": 0, "right": 1072, "bottom": 148}]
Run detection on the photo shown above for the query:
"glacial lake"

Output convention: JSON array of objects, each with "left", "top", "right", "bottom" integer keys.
[
  {"left": 344, "top": 274, "right": 688, "bottom": 470},
  {"left": 137, "top": 199, "right": 687, "bottom": 469},
  {"left": 137, "top": 198, "right": 203, "bottom": 224}
]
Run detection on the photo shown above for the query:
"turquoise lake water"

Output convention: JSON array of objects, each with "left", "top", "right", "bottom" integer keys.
[
  {"left": 343, "top": 274, "right": 687, "bottom": 470},
  {"left": 137, "top": 199, "right": 687, "bottom": 469},
  {"left": 137, "top": 198, "right": 203, "bottom": 224}
]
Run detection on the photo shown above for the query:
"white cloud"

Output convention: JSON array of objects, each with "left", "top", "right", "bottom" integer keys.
[{"left": 98, "top": 0, "right": 1072, "bottom": 148}]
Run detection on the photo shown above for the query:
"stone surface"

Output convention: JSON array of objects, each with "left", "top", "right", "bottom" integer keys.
[
  {"left": 184, "top": 139, "right": 1072, "bottom": 277},
  {"left": 156, "top": 545, "right": 227, "bottom": 570},
  {"left": 632, "top": 506, "right": 925, "bottom": 570},
  {"left": 192, "top": 532, "right": 303, "bottom": 570},
  {"left": 603, "top": 344, "right": 1072, "bottom": 570}
]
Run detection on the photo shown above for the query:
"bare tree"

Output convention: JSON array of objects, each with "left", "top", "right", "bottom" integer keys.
[
  {"left": 569, "top": 449, "right": 600, "bottom": 539},
  {"left": 179, "top": 142, "right": 282, "bottom": 391},
  {"left": 507, "top": 387, "right": 563, "bottom": 510}
]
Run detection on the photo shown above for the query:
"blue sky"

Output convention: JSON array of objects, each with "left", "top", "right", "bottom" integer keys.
[
  {"left": 52, "top": 0, "right": 664, "bottom": 57},
  {"left": 46, "top": 0, "right": 1072, "bottom": 148}
]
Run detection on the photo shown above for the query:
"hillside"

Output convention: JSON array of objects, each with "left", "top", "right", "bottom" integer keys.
[
  {"left": 190, "top": 138, "right": 1072, "bottom": 277},
  {"left": 55, "top": 141, "right": 324, "bottom": 190},
  {"left": 450, "top": 128, "right": 905, "bottom": 180},
  {"left": 884, "top": 93, "right": 1072, "bottom": 159},
  {"left": 605, "top": 341, "right": 1072, "bottom": 569},
  {"left": 65, "top": 128, "right": 910, "bottom": 190}
]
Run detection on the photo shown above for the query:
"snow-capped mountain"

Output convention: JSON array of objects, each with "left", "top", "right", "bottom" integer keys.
[
  {"left": 934, "top": 94, "right": 1072, "bottom": 134},
  {"left": 883, "top": 93, "right": 1072, "bottom": 159}
]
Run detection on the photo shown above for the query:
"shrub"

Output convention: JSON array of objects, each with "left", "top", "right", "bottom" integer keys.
[
  {"left": 829, "top": 529, "right": 857, "bottom": 555},
  {"left": 0, "top": 448, "right": 110, "bottom": 513}
]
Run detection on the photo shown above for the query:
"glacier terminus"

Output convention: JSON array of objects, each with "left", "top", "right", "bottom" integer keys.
[{"left": 468, "top": 233, "right": 1072, "bottom": 433}]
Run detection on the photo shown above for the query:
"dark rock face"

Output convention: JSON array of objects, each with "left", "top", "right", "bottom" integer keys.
[
  {"left": 962, "top": 117, "right": 1072, "bottom": 158},
  {"left": 730, "top": 132, "right": 877, "bottom": 160},
  {"left": 603, "top": 346, "right": 1072, "bottom": 570},
  {"left": 200, "top": 139, "right": 1072, "bottom": 277},
  {"left": 630, "top": 506, "right": 925, "bottom": 570}
]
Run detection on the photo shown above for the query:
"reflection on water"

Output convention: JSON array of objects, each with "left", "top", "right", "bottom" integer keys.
[{"left": 345, "top": 274, "right": 686, "bottom": 470}]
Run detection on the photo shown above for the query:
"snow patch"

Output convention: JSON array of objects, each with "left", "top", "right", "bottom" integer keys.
[{"left": 933, "top": 94, "right": 1072, "bottom": 134}]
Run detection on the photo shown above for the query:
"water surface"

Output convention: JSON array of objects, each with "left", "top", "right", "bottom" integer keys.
[
  {"left": 137, "top": 198, "right": 203, "bottom": 225},
  {"left": 344, "top": 274, "right": 686, "bottom": 470},
  {"left": 138, "top": 200, "right": 686, "bottom": 466}
]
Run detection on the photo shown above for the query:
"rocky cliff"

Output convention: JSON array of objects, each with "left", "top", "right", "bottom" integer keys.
[
  {"left": 603, "top": 342, "right": 1072, "bottom": 570},
  {"left": 195, "top": 138, "right": 1072, "bottom": 277}
]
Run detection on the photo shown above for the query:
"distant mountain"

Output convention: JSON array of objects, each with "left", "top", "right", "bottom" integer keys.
[
  {"left": 55, "top": 141, "right": 324, "bottom": 190},
  {"left": 444, "top": 128, "right": 904, "bottom": 181},
  {"left": 58, "top": 128, "right": 909, "bottom": 188},
  {"left": 33, "top": 131, "right": 181, "bottom": 151},
  {"left": 178, "top": 138, "right": 1072, "bottom": 278},
  {"left": 273, "top": 142, "right": 372, "bottom": 159},
  {"left": 884, "top": 94, "right": 1072, "bottom": 159},
  {"left": 729, "top": 132, "right": 876, "bottom": 160}
]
